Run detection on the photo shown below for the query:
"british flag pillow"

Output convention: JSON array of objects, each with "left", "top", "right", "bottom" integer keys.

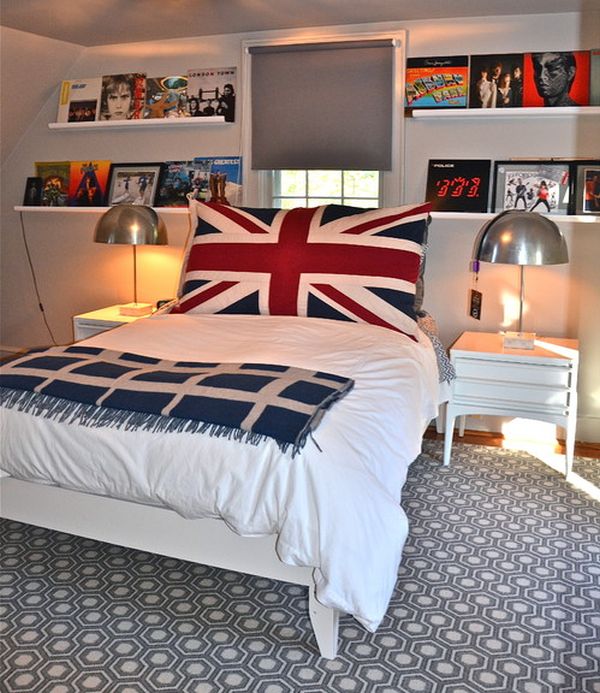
[{"left": 172, "top": 200, "right": 431, "bottom": 339}]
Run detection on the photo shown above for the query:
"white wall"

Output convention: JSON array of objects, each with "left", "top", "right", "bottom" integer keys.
[
  {"left": 1, "top": 12, "right": 599, "bottom": 441},
  {"left": 0, "top": 28, "right": 83, "bottom": 163}
]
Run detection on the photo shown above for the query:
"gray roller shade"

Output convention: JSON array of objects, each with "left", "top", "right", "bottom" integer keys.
[{"left": 250, "top": 40, "right": 394, "bottom": 170}]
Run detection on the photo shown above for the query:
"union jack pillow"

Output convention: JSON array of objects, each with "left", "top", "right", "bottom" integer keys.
[{"left": 172, "top": 200, "right": 431, "bottom": 339}]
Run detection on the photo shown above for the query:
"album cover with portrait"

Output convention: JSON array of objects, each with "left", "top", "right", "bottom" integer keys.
[
  {"left": 468, "top": 54, "right": 524, "bottom": 108},
  {"left": 99, "top": 73, "right": 146, "bottom": 120},
  {"left": 523, "top": 51, "right": 590, "bottom": 107},
  {"left": 405, "top": 56, "right": 468, "bottom": 108}
]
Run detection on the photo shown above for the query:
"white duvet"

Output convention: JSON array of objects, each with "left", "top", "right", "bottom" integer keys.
[{"left": 0, "top": 313, "right": 439, "bottom": 630}]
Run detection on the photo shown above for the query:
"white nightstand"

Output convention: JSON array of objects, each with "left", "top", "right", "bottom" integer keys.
[
  {"left": 443, "top": 331, "right": 579, "bottom": 476},
  {"left": 73, "top": 304, "right": 153, "bottom": 341}
]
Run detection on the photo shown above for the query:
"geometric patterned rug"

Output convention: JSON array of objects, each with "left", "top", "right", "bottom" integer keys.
[{"left": 1, "top": 440, "right": 599, "bottom": 693}]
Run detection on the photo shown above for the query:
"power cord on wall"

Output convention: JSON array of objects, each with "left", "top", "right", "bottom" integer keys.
[{"left": 19, "top": 211, "right": 58, "bottom": 345}]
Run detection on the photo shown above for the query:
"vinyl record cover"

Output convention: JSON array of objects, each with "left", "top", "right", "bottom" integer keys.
[
  {"left": 155, "top": 161, "right": 196, "bottom": 206},
  {"left": 99, "top": 73, "right": 146, "bottom": 120},
  {"left": 492, "top": 161, "right": 570, "bottom": 215},
  {"left": 468, "top": 54, "right": 524, "bottom": 108},
  {"left": 523, "top": 51, "right": 590, "bottom": 107},
  {"left": 405, "top": 56, "right": 468, "bottom": 108},
  {"left": 425, "top": 159, "right": 491, "bottom": 212},
  {"left": 190, "top": 157, "right": 242, "bottom": 206},
  {"left": 144, "top": 75, "right": 188, "bottom": 118},
  {"left": 56, "top": 78, "right": 102, "bottom": 122},
  {"left": 186, "top": 67, "right": 236, "bottom": 121},
  {"left": 68, "top": 160, "right": 111, "bottom": 206},
  {"left": 590, "top": 49, "right": 600, "bottom": 106},
  {"left": 35, "top": 161, "right": 70, "bottom": 206},
  {"left": 23, "top": 177, "right": 42, "bottom": 206}
]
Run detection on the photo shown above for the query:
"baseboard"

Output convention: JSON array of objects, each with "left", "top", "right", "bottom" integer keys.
[
  {"left": 0, "top": 344, "right": 24, "bottom": 354},
  {"left": 425, "top": 424, "right": 600, "bottom": 459},
  {"left": 574, "top": 415, "right": 600, "bottom": 446},
  {"left": 448, "top": 413, "right": 600, "bottom": 446}
]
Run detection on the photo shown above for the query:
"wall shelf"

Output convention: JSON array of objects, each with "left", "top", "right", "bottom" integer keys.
[
  {"left": 14, "top": 206, "right": 189, "bottom": 215},
  {"left": 410, "top": 106, "right": 600, "bottom": 119},
  {"left": 430, "top": 211, "right": 599, "bottom": 223},
  {"left": 14, "top": 207, "right": 599, "bottom": 223},
  {"left": 48, "top": 117, "right": 228, "bottom": 131}
]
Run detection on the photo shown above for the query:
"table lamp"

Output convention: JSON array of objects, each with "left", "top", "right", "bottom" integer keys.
[
  {"left": 94, "top": 205, "right": 168, "bottom": 316},
  {"left": 473, "top": 210, "right": 568, "bottom": 349}
]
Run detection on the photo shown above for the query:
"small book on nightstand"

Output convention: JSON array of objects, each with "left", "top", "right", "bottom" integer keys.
[
  {"left": 502, "top": 331, "right": 536, "bottom": 349},
  {"left": 119, "top": 302, "right": 153, "bottom": 317}
]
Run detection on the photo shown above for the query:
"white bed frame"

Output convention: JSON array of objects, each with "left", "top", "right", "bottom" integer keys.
[{"left": 0, "top": 474, "right": 340, "bottom": 658}]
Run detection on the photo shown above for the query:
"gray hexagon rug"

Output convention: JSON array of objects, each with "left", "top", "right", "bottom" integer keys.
[{"left": 1, "top": 441, "right": 599, "bottom": 692}]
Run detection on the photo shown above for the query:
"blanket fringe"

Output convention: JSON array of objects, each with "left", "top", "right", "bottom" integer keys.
[{"left": 0, "top": 387, "right": 293, "bottom": 454}]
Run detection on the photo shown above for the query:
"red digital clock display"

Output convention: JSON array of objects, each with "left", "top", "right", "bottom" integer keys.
[
  {"left": 426, "top": 160, "right": 491, "bottom": 212},
  {"left": 435, "top": 176, "right": 482, "bottom": 198}
]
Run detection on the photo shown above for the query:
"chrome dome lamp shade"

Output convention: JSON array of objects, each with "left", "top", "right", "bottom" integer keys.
[
  {"left": 94, "top": 205, "right": 168, "bottom": 316},
  {"left": 473, "top": 210, "right": 568, "bottom": 348}
]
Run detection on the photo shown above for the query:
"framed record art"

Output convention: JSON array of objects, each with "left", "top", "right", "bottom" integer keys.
[
  {"left": 492, "top": 160, "right": 570, "bottom": 215},
  {"left": 425, "top": 159, "right": 491, "bottom": 212},
  {"left": 106, "top": 163, "right": 163, "bottom": 206},
  {"left": 570, "top": 160, "right": 600, "bottom": 215}
]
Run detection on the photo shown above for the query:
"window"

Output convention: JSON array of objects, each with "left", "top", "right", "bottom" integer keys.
[{"left": 272, "top": 170, "right": 381, "bottom": 209}]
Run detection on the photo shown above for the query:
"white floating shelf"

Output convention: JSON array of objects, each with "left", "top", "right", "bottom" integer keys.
[
  {"left": 48, "top": 116, "right": 228, "bottom": 131},
  {"left": 410, "top": 106, "right": 600, "bottom": 119},
  {"left": 14, "top": 207, "right": 598, "bottom": 224},
  {"left": 14, "top": 206, "right": 189, "bottom": 215},
  {"left": 430, "top": 211, "right": 599, "bottom": 223}
]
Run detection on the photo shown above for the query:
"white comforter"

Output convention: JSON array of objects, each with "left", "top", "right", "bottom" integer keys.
[{"left": 0, "top": 313, "right": 439, "bottom": 630}]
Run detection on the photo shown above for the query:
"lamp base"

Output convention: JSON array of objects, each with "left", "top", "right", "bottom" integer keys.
[
  {"left": 119, "top": 302, "right": 153, "bottom": 317},
  {"left": 503, "top": 331, "right": 536, "bottom": 349}
]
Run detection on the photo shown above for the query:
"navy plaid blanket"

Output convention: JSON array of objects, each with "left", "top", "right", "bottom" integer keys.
[{"left": 0, "top": 345, "right": 354, "bottom": 455}]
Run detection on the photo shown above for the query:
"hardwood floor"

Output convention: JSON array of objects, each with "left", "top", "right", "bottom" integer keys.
[{"left": 424, "top": 426, "right": 600, "bottom": 460}]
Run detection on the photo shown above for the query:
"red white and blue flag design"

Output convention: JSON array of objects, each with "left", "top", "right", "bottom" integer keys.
[{"left": 173, "top": 201, "right": 430, "bottom": 339}]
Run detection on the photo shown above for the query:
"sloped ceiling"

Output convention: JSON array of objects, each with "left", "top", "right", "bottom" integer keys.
[{"left": 0, "top": 0, "right": 593, "bottom": 47}]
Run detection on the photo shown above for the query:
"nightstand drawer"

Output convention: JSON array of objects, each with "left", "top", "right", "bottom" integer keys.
[
  {"left": 453, "top": 357, "right": 571, "bottom": 388},
  {"left": 453, "top": 378, "right": 570, "bottom": 409},
  {"left": 73, "top": 319, "right": 120, "bottom": 341}
]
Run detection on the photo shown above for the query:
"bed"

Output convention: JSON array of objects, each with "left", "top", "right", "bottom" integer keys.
[{"left": 0, "top": 200, "right": 445, "bottom": 657}]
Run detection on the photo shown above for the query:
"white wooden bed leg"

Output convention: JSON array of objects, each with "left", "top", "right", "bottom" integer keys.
[{"left": 308, "top": 589, "right": 339, "bottom": 659}]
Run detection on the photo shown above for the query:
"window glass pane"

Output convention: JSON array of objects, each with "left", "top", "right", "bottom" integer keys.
[
  {"left": 272, "top": 170, "right": 381, "bottom": 208},
  {"left": 278, "top": 170, "right": 306, "bottom": 197},
  {"left": 308, "top": 170, "right": 342, "bottom": 198},
  {"left": 344, "top": 198, "right": 377, "bottom": 208},
  {"left": 273, "top": 198, "right": 304, "bottom": 209},
  {"left": 343, "top": 171, "right": 379, "bottom": 198},
  {"left": 310, "top": 198, "right": 339, "bottom": 206}
]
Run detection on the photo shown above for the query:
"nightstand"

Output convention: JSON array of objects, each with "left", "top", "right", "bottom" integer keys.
[
  {"left": 73, "top": 304, "right": 152, "bottom": 341},
  {"left": 443, "top": 331, "right": 579, "bottom": 476}
]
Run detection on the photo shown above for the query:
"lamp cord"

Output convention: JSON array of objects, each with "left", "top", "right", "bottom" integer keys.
[{"left": 19, "top": 211, "right": 58, "bottom": 345}]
